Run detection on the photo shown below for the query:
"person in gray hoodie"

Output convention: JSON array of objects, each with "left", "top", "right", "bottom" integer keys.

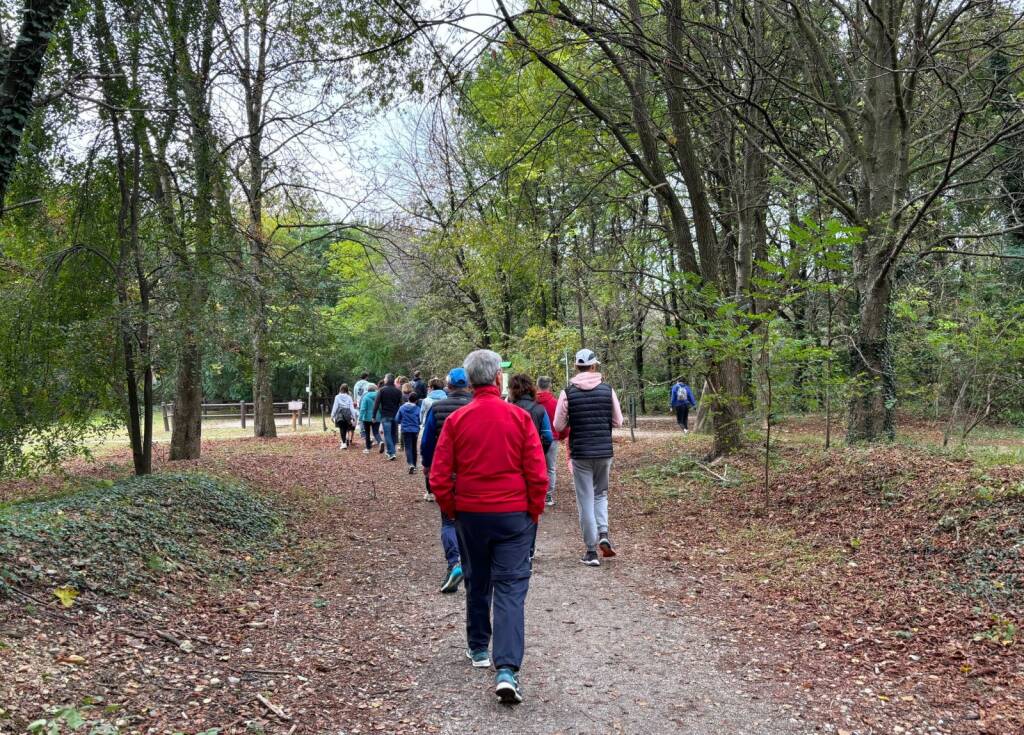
[{"left": 552, "top": 349, "right": 623, "bottom": 566}]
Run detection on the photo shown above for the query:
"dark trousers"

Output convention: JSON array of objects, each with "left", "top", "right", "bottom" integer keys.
[
  {"left": 403, "top": 432, "right": 418, "bottom": 465},
  {"left": 363, "top": 421, "right": 381, "bottom": 449},
  {"left": 675, "top": 404, "right": 690, "bottom": 430},
  {"left": 424, "top": 470, "right": 457, "bottom": 566},
  {"left": 456, "top": 511, "right": 534, "bottom": 671}
]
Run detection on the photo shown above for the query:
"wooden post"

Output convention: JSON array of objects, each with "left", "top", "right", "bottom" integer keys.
[
  {"left": 629, "top": 395, "right": 636, "bottom": 442},
  {"left": 240, "top": 401, "right": 246, "bottom": 429},
  {"left": 161, "top": 403, "right": 169, "bottom": 432}
]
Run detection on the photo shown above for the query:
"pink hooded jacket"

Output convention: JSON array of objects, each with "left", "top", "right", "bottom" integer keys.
[{"left": 552, "top": 371, "right": 624, "bottom": 433}]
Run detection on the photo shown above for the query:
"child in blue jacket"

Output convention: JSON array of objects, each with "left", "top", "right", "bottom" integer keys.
[{"left": 396, "top": 393, "right": 422, "bottom": 473}]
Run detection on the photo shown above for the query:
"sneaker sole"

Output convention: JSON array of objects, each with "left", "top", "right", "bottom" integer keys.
[
  {"left": 465, "top": 650, "right": 491, "bottom": 668},
  {"left": 495, "top": 681, "right": 523, "bottom": 704},
  {"left": 579, "top": 559, "right": 600, "bottom": 567},
  {"left": 440, "top": 574, "right": 463, "bottom": 594},
  {"left": 599, "top": 541, "right": 617, "bottom": 558}
]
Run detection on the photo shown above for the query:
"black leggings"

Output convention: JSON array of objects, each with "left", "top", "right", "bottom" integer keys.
[{"left": 675, "top": 405, "right": 689, "bottom": 430}]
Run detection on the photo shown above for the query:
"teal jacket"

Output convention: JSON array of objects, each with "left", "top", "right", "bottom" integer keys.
[{"left": 359, "top": 389, "right": 381, "bottom": 422}]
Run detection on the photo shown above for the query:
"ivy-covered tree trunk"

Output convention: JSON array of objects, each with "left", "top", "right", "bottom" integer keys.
[
  {"left": 847, "top": 258, "right": 896, "bottom": 443},
  {"left": 0, "top": 0, "right": 71, "bottom": 214}
]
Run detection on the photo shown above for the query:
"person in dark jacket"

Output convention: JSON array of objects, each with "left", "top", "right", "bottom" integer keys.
[
  {"left": 421, "top": 368, "right": 473, "bottom": 587},
  {"left": 508, "top": 373, "right": 554, "bottom": 561},
  {"left": 372, "top": 374, "right": 403, "bottom": 460},
  {"left": 430, "top": 349, "right": 548, "bottom": 705},
  {"left": 671, "top": 377, "right": 697, "bottom": 434},
  {"left": 411, "top": 370, "right": 429, "bottom": 401},
  {"left": 553, "top": 349, "right": 624, "bottom": 566},
  {"left": 397, "top": 393, "right": 421, "bottom": 473}
]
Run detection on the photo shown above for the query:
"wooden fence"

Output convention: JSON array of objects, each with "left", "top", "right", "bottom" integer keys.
[{"left": 160, "top": 401, "right": 328, "bottom": 431}]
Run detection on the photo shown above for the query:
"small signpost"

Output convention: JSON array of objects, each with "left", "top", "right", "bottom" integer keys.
[{"left": 288, "top": 400, "right": 304, "bottom": 431}]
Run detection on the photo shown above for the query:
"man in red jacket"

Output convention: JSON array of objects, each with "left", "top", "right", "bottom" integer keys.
[
  {"left": 430, "top": 349, "right": 548, "bottom": 705},
  {"left": 535, "top": 375, "right": 567, "bottom": 506}
]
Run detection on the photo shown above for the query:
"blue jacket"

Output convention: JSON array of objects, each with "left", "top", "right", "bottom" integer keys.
[
  {"left": 421, "top": 388, "right": 447, "bottom": 422},
  {"left": 359, "top": 390, "right": 381, "bottom": 422},
  {"left": 396, "top": 402, "right": 421, "bottom": 434},
  {"left": 671, "top": 382, "right": 696, "bottom": 408}
]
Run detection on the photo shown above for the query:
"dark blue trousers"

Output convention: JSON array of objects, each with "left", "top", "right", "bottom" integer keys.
[{"left": 456, "top": 511, "right": 534, "bottom": 671}]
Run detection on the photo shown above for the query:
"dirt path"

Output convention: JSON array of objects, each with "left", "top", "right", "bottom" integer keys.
[{"left": 382, "top": 462, "right": 806, "bottom": 734}]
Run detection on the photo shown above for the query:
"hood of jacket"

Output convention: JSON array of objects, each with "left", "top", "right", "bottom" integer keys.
[{"left": 569, "top": 371, "right": 605, "bottom": 391}]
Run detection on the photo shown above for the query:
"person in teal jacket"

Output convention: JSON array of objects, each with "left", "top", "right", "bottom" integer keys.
[{"left": 358, "top": 383, "right": 382, "bottom": 453}]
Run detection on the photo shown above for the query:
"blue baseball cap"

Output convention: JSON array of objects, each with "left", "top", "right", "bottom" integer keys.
[{"left": 447, "top": 367, "right": 469, "bottom": 388}]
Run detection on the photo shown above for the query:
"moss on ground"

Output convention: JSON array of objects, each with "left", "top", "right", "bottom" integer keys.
[{"left": 0, "top": 472, "right": 281, "bottom": 599}]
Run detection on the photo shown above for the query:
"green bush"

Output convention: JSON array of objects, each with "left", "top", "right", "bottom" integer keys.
[{"left": 0, "top": 472, "right": 281, "bottom": 598}]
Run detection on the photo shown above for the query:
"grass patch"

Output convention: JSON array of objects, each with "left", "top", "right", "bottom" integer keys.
[
  {"left": 0, "top": 472, "right": 282, "bottom": 599},
  {"left": 731, "top": 523, "right": 844, "bottom": 581}
]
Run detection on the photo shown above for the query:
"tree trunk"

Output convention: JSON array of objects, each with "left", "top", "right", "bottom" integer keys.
[
  {"left": 846, "top": 275, "right": 896, "bottom": 442},
  {"left": 0, "top": 0, "right": 71, "bottom": 214},
  {"left": 170, "top": 338, "right": 203, "bottom": 458},
  {"left": 709, "top": 357, "right": 745, "bottom": 458}
]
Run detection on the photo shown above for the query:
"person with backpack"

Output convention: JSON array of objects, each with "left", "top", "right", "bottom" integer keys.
[
  {"left": 330, "top": 384, "right": 357, "bottom": 449},
  {"left": 372, "top": 374, "right": 403, "bottom": 460},
  {"left": 397, "top": 393, "right": 422, "bottom": 474},
  {"left": 421, "top": 368, "right": 473, "bottom": 584},
  {"left": 429, "top": 350, "right": 548, "bottom": 705},
  {"left": 671, "top": 377, "right": 697, "bottom": 434},
  {"left": 553, "top": 349, "right": 624, "bottom": 566},
  {"left": 358, "top": 382, "right": 382, "bottom": 453}
]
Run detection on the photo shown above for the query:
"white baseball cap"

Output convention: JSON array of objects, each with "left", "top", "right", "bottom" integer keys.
[{"left": 574, "top": 348, "right": 600, "bottom": 366}]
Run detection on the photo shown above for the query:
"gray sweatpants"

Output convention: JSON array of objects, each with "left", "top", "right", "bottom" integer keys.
[
  {"left": 544, "top": 441, "right": 559, "bottom": 500},
  {"left": 570, "top": 456, "right": 612, "bottom": 551}
]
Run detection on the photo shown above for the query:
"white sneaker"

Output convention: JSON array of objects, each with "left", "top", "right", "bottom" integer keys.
[
  {"left": 683, "top": 429, "right": 689, "bottom": 435},
  {"left": 341, "top": 442, "right": 348, "bottom": 449},
  {"left": 362, "top": 448, "right": 370, "bottom": 454},
  {"left": 423, "top": 492, "right": 434, "bottom": 502}
]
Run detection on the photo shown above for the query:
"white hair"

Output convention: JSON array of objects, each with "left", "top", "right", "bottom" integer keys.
[{"left": 464, "top": 349, "right": 502, "bottom": 387}]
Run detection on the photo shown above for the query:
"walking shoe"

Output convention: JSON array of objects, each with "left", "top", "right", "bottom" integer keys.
[
  {"left": 495, "top": 667, "right": 523, "bottom": 704},
  {"left": 598, "top": 533, "right": 617, "bottom": 558},
  {"left": 545, "top": 493, "right": 554, "bottom": 507},
  {"left": 683, "top": 428, "right": 689, "bottom": 435},
  {"left": 466, "top": 648, "right": 490, "bottom": 668},
  {"left": 440, "top": 565, "right": 463, "bottom": 593},
  {"left": 379, "top": 443, "right": 386, "bottom": 454},
  {"left": 341, "top": 442, "right": 348, "bottom": 449},
  {"left": 423, "top": 492, "right": 435, "bottom": 502},
  {"left": 408, "top": 465, "right": 415, "bottom": 475},
  {"left": 363, "top": 448, "right": 370, "bottom": 454},
  {"left": 388, "top": 454, "right": 396, "bottom": 461},
  {"left": 580, "top": 550, "right": 600, "bottom": 566}
]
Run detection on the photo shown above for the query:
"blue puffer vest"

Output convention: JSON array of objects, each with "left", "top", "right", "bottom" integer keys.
[{"left": 566, "top": 382, "right": 614, "bottom": 459}]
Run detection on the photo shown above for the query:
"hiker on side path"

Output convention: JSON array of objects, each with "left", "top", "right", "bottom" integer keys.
[
  {"left": 358, "top": 382, "right": 382, "bottom": 453},
  {"left": 535, "top": 376, "right": 567, "bottom": 507},
  {"left": 671, "top": 377, "right": 697, "bottom": 434},
  {"left": 430, "top": 350, "right": 548, "bottom": 705},
  {"left": 397, "top": 393, "right": 421, "bottom": 474},
  {"left": 421, "top": 368, "right": 472, "bottom": 587},
  {"left": 553, "top": 349, "right": 623, "bottom": 566},
  {"left": 373, "top": 374, "right": 403, "bottom": 460},
  {"left": 331, "top": 384, "right": 357, "bottom": 449}
]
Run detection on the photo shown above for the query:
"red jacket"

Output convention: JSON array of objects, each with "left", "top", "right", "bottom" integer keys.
[
  {"left": 429, "top": 384, "right": 549, "bottom": 522},
  {"left": 536, "top": 389, "right": 569, "bottom": 441}
]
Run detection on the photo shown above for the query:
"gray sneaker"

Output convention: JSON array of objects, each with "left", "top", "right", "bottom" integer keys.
[{"left": 580, "top": 550, "right": 600, "bottom": 566}]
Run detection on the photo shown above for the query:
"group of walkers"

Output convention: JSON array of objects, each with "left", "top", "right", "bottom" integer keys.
[{"left": 328, "top": 348, "right": 625, "bottom": 704}]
